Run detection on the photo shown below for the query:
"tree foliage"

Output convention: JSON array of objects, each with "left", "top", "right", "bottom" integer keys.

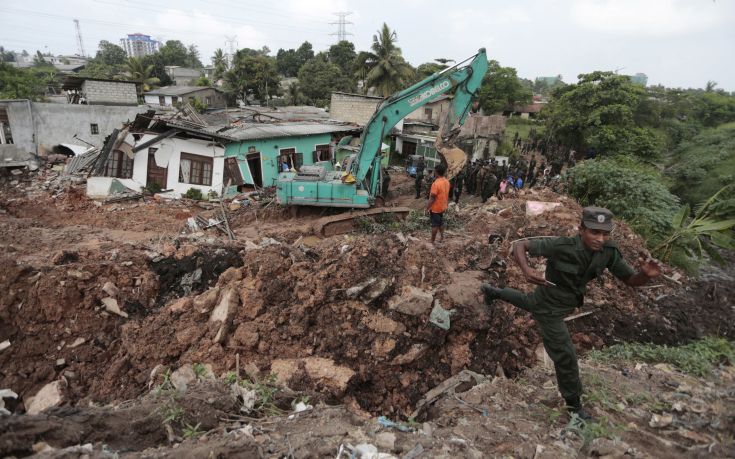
[
  {"left": 298, "top": 54, "right": 352, "bottom": 107},
  {"left": 358, "top": 23, "right": 415, "bottom": 97},
  {"left": 125, "top": 57, "right": 160, "bottom": 97},
  {"left": 276, "top": 41, "right": 314, "bottom": 77},
  {"left": 477, "top": 60, "right": 532, "bottom": 114},
  {"left": 565, "top": 156, "right": 680, "bottom": 245},
  {"left": 544, "top": 71, "right": 661, "bottom": 158},
  {"left": 225, "top": 50, "right": 281, "bottom": 105},
  {"left": 0, "top": 63, "right": 46, "bottom": 100},
  {"left": 211, "top": 48, "right": 228, "bottom": 82},
  {"left": 327, "top": 40, "right": 356, "bottom": 75},
  {"left": 95, "top": 40, "right": 127, "bottom": 66}
]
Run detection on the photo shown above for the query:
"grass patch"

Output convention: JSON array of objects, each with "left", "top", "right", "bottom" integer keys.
[
  {"left": 588, "top": 337, "right": 735, "bottom": 377},
  {"left": 566, "top": 416, "right": 622, "bottom": 448}
]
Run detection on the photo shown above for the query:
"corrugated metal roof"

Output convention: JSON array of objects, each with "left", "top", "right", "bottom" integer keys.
[
  {"left": 226, "top": 122, "right": 360, "bottom": 141},
  {"left": 145, "top": 86, "right": 222, "bottom": 96}
]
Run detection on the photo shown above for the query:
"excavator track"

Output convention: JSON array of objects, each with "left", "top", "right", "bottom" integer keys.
[{"left": 313, "top": 206, "right": 413, "bottom": 237}]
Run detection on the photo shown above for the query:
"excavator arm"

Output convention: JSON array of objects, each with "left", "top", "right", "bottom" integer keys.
[{"left": 352, "top": 48, "right": 488, "bottom": 182}]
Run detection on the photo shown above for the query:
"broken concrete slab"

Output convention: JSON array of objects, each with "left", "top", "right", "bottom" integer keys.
[
  {"left": 526, "top": 200, "right": 562, "bottom": 217},
  {"left": 26, "top": 381, "right": 63, "bottom": 415},
  {"left": 271, "top": 357, "right": 355, "bottom": 394},
  {"left": 101, "top": 297, "right": 128, "bottom": 318},
  {"left": 101, "top": 281, "right": 119, "bottom": 298},
  {"left": 170, "top": 364, "right": 197, "bottom": 393},
  {"left": 210, "top": 288, "right": 239, "bottom": 344},
  {"left": 387, "top": 286, "right": 433, "bottom": 316}
]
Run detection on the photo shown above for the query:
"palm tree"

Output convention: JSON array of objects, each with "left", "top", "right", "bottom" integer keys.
[
  {"left": 125, "top": 57, "right": 160, "bottom": 99},
  {"left": 358, "top": 23, "right": 415, "bottom": 97},
  {"left": 212, "top": 48, "right": 228, "bottom": 82}
]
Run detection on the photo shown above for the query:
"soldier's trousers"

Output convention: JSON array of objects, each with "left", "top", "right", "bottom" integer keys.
[
  {"left": 498, "top": 287, "right": 582, "bottom": 401},
  {"left": 415, "top": 175, "right": 423, "bottom": 198}
]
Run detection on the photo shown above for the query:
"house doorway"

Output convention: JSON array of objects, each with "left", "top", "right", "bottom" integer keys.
[
  {"left": 147, "top": 149, "right": 168, "bottom": 189},
  {"left": 403, "top": 141, "right": 417, "bottom": 156},
  {"left": 246, "top": 152, "right": 263, "bottom": 187}
]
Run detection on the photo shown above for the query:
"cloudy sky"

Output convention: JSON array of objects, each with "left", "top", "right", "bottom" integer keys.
[{"left": 1, "top": 0, "right": 733, "bottom": 90}]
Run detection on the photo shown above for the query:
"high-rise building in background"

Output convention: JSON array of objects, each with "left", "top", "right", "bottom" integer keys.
[{"left": 120, "top": 33, "right": 161, "bottom": 58}]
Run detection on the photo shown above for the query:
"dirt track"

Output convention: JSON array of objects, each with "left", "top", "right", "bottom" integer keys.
[{"left": 1, "top": 167, "right": 733, "bottom": 457}]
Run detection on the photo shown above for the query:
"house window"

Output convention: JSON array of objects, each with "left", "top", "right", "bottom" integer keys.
[
  {"left": 424, "top": 108, "right": 433, "bottom": 121},
  {"left": 171, "top": 96, "right": 178, "bottom": 105},
  {"left": 90, "top": 123, "right": 99, "bottom": 135},
  {"left": 205, "top": 96, "right": 212, "bottom": 105},
  {"left": 313, "top": 144, "right": 331, "bottom": 162},
  {"left": 159, "top": 96, "right": 165, "bottom": 105},
  {"left": 104, "top": 150, "right": 134, "bottom": 179},
  {"left": 279, "top": 148, "right": 297, "bottom": 171},
  {"left": 179, "top": 152, "right": 213, "bottom": 186},
  {"left": 0, "top": 107, "right": 12, "bottom": 144}
]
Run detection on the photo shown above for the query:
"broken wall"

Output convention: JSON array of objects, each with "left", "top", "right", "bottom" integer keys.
[{"left": 0, "top": 101, "right": 148, "bottom": 155}]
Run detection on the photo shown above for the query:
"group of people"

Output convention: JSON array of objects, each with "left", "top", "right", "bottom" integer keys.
[{"left": 421, "top": 161, "right": 662, "bottom": 422}]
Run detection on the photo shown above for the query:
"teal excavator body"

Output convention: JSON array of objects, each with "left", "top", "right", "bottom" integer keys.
[{"left": 276, "top": 48, "right": 488, "bottom": 208}]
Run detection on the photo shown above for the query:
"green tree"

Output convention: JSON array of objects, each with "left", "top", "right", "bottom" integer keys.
[
  {"left": 276, "top": 48, "right": 299, "bottom": 77},
  {"left": 195, "top": 76, "right": 211, "bottom": 86},
  {"left": 358, "top": 23, "right": 415, "bottom": 97},
  {"left": 125, "top": 57, "right": 160, "bottom": 99},
  {"left": 477, "top": 60, "right": 532, "bottom": 114},
  {"left": 224, "top": 50, "right": 281, "bottom": 105},
  {"left": 95, "top": 40, "right": 127, "bottom": 66},
  {"left": 284, "top": 82, "right": 305, "bottom": 105},
  {"left": 414, "top": 61, "right": 448, "bottom": 82},
  {"left": 32, "top": 50, "right": 48, "bottom": 67},
  {"left": 158, "top": 40, "right": 190, "bottom": 66},
  {"left": 298, "top": 54, "right": 352, "bottom": 107},
  {"left": 187, "top": 44, "right": 203, "bottom": 68},
  {"left": 0, "top": 63, "right": 45, "bottom": 100},
  {"left": 211, "top": 48, "right": 228, "bottom": 81},
  {"left": 0, "top": 46, "right": 16, "bottom": 62},
  {"left": 140, "top": 53, "right": 173, "bottom": 86},
  {"left": 543, "top": 71, "right": 660, "bottom": 158},
  {"left": 328, "top": 40, "right": 356, "bottom": 75}
]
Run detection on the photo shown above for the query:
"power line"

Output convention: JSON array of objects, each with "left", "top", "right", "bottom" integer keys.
[{"left": 330, "top": 12, "right": 353, "bottom": 43}]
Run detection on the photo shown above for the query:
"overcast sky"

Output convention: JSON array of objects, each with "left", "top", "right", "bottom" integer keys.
[{"left": 1, "top": 0, "right": 733, "bottom": 90}]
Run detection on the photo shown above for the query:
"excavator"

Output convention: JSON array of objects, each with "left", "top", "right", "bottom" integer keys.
[{"left": 276, "top": 48, "right": 489, "bottom": 235}]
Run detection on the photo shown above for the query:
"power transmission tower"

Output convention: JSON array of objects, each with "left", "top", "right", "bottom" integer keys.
[
  {"left": 224, "top": 35, "right": 237, "bottom": 65},
  {"left": 74, "top": 19, "right": 86, "bottom": 57},
  {"left": 330, "top": 12, "right": 353, "bottom": 42}
]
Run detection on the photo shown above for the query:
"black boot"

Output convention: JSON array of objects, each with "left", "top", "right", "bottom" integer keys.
[
  {"left": 565, "top": 397, "right": 593, "bottom": 421},
  {"left": 480, "top": 284, "right": 502, "bottom": 305}
]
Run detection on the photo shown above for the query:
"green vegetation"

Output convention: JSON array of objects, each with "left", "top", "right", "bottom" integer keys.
[
  {"left": 237, "top": 375, "right": 283, "bottom": 417},
  {"left": 477, "top": 60, "right": 533, "bottom": 114},
  {"left": 357, "top": 23, "right": 415, "bottom": 97},
  {"left": 565, "top": 416, "right": 621, "bottom": 449},
  {"left": 182, "top": 422, "right": 203, "bottom": 439},
  {"left": 666, "top": 123, "right": 735, "bottom": 208},
  {"left": 355, "top": 208, "right": 467, "bottom": 234},
  {"left": 565, "top": 156, "right": 680, "bottom": 245},
  {"left": 588, "top": 337, "right": 735, "bottom": 377},
  {"left": 183, "top": 188, "right": 204, "bottom": 200}
]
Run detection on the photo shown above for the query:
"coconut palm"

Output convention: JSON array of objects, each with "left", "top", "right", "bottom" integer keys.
[
  {"left": 357, "top": 23, "right": 415, "bottom": 97},
  {"left": 212, "top": 48, "right": 228, "bottom": 82},
  {"left": 125, "top": 57, "right": 160, "bottom": 99},
  {"left": 286, "top": 82, "right": 305, "bottom": 105}
]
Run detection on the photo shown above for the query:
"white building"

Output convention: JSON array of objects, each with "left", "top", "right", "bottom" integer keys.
[{"left": 120, "top": 33, "right": 160, "bottom": 58}]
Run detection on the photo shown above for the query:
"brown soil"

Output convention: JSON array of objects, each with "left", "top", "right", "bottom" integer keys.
[{"left": 1, "top": 166, "right": 733, "bottom": 457}]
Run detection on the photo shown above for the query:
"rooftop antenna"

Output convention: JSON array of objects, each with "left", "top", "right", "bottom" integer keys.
[
  {"left": 74, "top": 19, "right": 86, "bottom": 57},
  {"left": 330, "top": 12, "right": 353, "bottom": 43}
]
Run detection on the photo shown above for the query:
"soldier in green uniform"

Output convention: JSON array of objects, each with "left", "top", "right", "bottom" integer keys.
[{"left": 481, "top": 207, "right": 661, "bottom": 420}]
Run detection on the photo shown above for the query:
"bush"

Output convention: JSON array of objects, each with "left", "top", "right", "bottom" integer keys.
[
  {"left": 565, "top": 156, "right": 680, "bottom": 245},
  {"left": 183, "top": 187, "right": 203, "bottom": 200}
]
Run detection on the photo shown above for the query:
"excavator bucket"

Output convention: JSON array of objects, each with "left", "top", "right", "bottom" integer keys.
[{"left": 437, "top": 145, "right": 467, "bottom": 180}]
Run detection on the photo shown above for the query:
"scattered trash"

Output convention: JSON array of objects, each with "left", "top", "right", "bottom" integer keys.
[
  {"left": 377, "top": 416, "right": 414, "bottom": 432},
  {"left": 428, "top": 302, "right": 451, "bottom": 330},
  {"left": 0, "top": 340, "right": 10, "bottom": 352},
  {"left": 649, "top": 413, "right": 674, "bottom": 428},
  {"left": 0, "top": 388, "right": 18, "bottom": 416}
]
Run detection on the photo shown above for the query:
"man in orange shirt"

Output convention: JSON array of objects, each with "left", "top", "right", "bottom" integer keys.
[{"left": 426, "top": 163, "right": 450, "bottom": 244}]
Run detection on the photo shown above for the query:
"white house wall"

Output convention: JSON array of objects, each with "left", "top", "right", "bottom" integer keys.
[
  {"left": 143, "top": 95, "right": 173, "bottom": 106},
  {"left": 132, "top": 134, "right": 225, "bottom": 197}
]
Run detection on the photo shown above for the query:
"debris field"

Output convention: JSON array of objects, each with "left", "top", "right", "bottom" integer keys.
[{"left": 1, "top": 166, "right": 733, "bottom": 457}]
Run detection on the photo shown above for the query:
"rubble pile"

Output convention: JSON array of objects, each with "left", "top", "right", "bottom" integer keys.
[{"left": 1, "top": 166, "right": 733, "bottom": 459}]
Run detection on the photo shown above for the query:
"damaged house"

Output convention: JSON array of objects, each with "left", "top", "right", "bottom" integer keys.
[
  {"left": 87, "top": 110, "right": 234, "bottom": 198},
  {"left": 222, "top": 121, "right": 362, "bottom": 192}
]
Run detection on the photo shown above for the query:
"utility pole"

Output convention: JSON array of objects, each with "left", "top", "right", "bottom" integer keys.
[
  {"left": 330, "top": 12, "right": 353, "bottom": 43},
  {"left": 74, "top": 19, "right": 86, "bottom": 57}
]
